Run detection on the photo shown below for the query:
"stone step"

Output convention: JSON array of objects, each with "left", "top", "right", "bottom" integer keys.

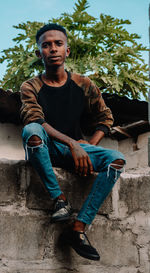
[
  {"left": 0, "top": 159, "right": 150, "bottom": 273},
  {"left": 118, "top": 172, "right": 150, "bottom": 217},
  {"left": 0, "top": 159, "right": 111, "bottom": 215},
  {"left": 0, "top": 208, "right": 149, "bottom": 272},
  {"left": 0, "top": 159, "right": 150, "bottom": 218}
]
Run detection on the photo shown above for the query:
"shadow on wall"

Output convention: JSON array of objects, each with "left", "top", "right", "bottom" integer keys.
[
  {"left": 0, "top": 89, "right": 22, "bottom": 124},
  {"left": 0, "top": 88, "right": 148, "bottom": 126}
]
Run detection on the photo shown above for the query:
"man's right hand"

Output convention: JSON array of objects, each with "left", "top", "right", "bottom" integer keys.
[
  {"left": 42, "top": 123, "right": 93, "bottom": 176},
  {"left": 69, "top": 141, "right": 93, "bottom": 176}
]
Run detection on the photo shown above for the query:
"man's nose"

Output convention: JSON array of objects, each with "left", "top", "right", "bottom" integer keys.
[{"left": 50, "top": 43, "right": 57, "bottom": 52}]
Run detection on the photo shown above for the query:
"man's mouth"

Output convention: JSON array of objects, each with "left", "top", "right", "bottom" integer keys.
[{"left": 48, "top": 56, "right": 60, "bottom": 60}]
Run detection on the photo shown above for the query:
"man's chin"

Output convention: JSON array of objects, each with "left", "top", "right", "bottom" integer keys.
[{"left": 47, "top": 62, "right": 61, "bottom": 68}]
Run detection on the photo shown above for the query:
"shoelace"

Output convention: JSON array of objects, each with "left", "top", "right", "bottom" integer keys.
[
  {"left": 78, "top": 231, "right": 91, "bottom": 246},
  {"left": 54, "top": 199, "right": 67, "bottom": 210}
]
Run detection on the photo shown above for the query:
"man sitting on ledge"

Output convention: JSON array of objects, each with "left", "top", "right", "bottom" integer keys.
[{"left": 20, "top": 23, "right": 125, "bottom": 261}]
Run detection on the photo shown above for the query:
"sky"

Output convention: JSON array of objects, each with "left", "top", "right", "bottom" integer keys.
[{"left": 0, "top": 0, "right": 149, "bottom": 80}]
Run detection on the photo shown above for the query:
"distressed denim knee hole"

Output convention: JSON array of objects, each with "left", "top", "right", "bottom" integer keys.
[
  {"left": 25, "top": 140, "right": 44, "bottom": 160},
  {"left": 28, "top": 135, "right": 42, "bottom": 147},
  {"left": 107, "top": 163, "right": 125, "bottom": 181}
]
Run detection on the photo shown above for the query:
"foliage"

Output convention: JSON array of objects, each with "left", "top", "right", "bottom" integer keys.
[{"left": 0, "top": 0, "right": 149, "bottom": 99}]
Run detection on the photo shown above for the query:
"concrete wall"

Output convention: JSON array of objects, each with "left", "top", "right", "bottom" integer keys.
[
  {"left": 0, "top": 123, "right": 150, "bottom": 273},
  {"left": 0, "top": 123, "right": 24, "bottom": 160}
]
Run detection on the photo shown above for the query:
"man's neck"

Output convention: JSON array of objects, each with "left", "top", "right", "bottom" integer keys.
[{"left": 42, "top": 66, "right": 67, "bottom": 87}]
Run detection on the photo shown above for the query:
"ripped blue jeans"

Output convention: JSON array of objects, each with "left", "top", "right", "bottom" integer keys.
[{"left": 22, "top": 123, "right": 125, "bottom": 225}]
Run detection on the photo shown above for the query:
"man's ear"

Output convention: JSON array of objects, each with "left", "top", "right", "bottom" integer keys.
[
  {"left": 35, "top": 49, "right": 42, "bottom": 59},
  {"left": 66, "top": 46, "right": 70, "bottom": 57}
]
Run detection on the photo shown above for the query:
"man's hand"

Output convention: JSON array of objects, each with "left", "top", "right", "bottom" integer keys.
[
  {"left": 69, "top": 141, "right": 93, "bottom": 176},
  {"left": 42, "top": 123, "right": 93, "bottom": 176},
  {"left": 77, "top": 139, "right": 89, "bottom": 144}
]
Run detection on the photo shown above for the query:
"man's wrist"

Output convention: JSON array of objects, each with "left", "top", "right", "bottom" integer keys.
[
  {"left": 68, "top": 139, "right": 77, "bottom": 149},
  {"left": 89, "top": 130, "right": 105, "bottom": 145}
]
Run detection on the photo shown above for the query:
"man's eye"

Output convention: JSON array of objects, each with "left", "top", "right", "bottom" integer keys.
[
  {"left": 42, "top": 43, "right": 48, "bottom": 48},
  {"left": 56, "top": 41, "right": 63, "bottom": 46}
]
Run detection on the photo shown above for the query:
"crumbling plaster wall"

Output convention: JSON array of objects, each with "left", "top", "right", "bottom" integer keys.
[{"left": 0, "top": 123, "right": 150, "bottom": 273}]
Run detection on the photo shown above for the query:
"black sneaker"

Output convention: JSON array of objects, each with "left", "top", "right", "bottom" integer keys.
[
  {"left": 62, "top": 229, "right": 100, "bottom": 261},
  {"left": 51, "top": 199, "right": 72, "bottom": 223}
]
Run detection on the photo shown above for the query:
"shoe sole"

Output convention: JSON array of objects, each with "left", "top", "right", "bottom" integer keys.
[
  {"left": 51, "top": 214, "right": 71, "bottom": 223},
  {"left": 64, "top": 237, "right": 100, "bottom": 261},
  {"left": 72, "top": 246, "right": 100, "bottom": 261}
]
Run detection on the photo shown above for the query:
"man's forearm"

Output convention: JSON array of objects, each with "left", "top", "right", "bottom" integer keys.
[
  {"left": 42, "top": 122, "right": 75, "bottom": 148},
  {"left": 89, "top": 130, "right": 105, "bottom": 145},
  {"left": 42, "top": 122, "right": 94, "bottom": 176}
]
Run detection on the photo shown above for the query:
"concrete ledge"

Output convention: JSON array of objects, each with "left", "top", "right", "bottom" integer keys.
[
  {"left": 0, "top": 213, "right": 140, "bottom": 264},
  {"left": 0, "top": 210, "right": 150, "bottom": 272},
  {"left": 0, "top": 159, "right": 112, "bottom": 215},
  {"left": 0, "top": 264, "right": 141, "bottom": 273},
  {"left": 1, "top": 159, "right": 150, "bottom": 218},
  {"left": 119, "top": 173, "right": 150, "bottom": 215},
  {"left": 0, "top": 155, "right": 150, "bottom": 271}
]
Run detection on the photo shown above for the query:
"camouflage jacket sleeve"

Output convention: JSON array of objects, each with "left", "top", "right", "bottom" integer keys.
[
  {"left": 71, "top": 73, "right": 114, "bottom": 136},
  {"left": 20, "top": 76, "right": 45, "bottom": 126}
]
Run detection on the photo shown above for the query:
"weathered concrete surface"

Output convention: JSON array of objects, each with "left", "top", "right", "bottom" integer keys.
[
  {"left": 26, "top": 167, "right": 113, "bottom": 215},
  {"left": 0, "top": 210, "right": 149, "bottom": 272},
  {"left": 0, "top": 159, "right": 112, "bottom": 214},
  {"left": 119, "top": 173, "right": 150, "bottom": 216},
  {"left": 0, "top": 159, "right": 150, "bottom": 273},
  {"left": 1, "top": 212, "right": 139, "bottom": 264},
  {"left": 0, "top": 123, "right": 24, "bottom": 160},
  {"left": 119, "top": 131, "right": 150, "bottom": 170},
  {"left": 0, "top": 160, "right": 20, "bottom": 205}
]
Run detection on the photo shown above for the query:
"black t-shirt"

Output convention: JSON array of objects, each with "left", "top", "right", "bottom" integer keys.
[{"left": 38, "top": 72, "right": 85, "bottom": 140}]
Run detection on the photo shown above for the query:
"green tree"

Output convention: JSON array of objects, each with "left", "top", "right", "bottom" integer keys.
[{"left": 0, "top": 0, "right": 149, "bottom": 99}]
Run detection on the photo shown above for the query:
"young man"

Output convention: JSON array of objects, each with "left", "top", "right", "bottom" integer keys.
[{"left": 20, "top": 23, "right": 125, "bottom": 261}]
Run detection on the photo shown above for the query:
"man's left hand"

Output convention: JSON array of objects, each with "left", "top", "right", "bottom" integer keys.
[{"left": 77, "top": 139, "right": 89, "bottom": 144}]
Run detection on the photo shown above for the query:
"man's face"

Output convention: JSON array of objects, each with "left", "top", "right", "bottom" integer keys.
[{"left": 36, "top": 30, "right": 70, "bottom": 68}]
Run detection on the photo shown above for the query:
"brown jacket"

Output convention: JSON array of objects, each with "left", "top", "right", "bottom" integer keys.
[{"left": 20, "top": 72, "right": 113, "bottom": 135}]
